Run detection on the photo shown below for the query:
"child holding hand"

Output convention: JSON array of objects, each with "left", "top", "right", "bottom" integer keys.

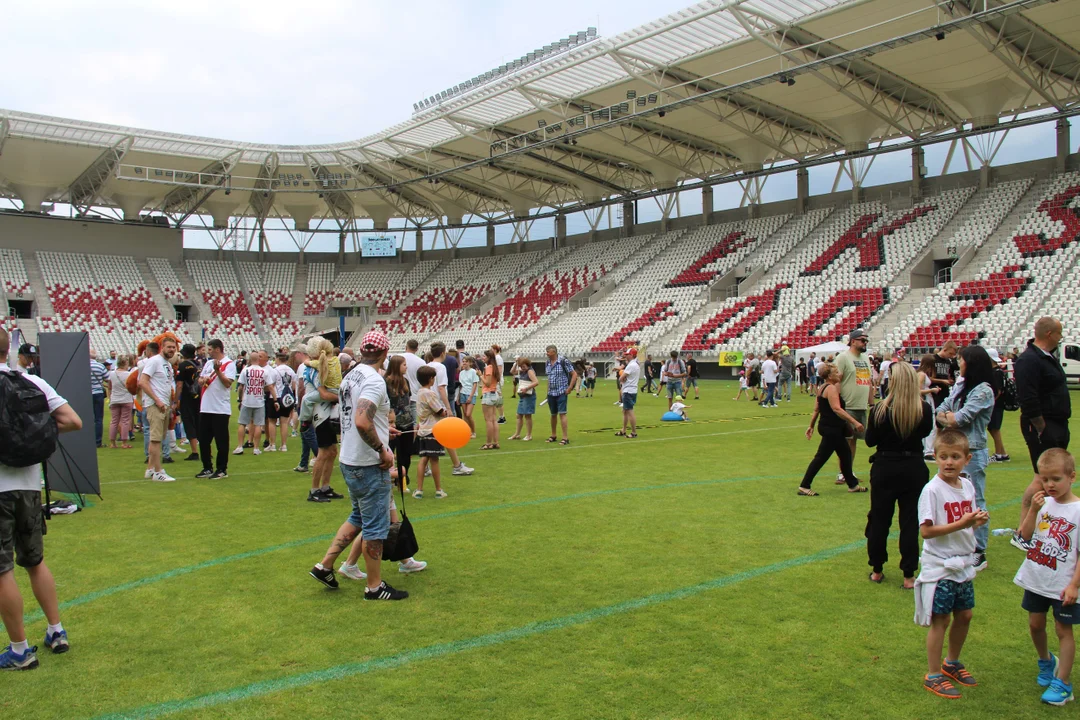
[
  {"left": 1014, "top": 448, "right": 1080, "bottom": 706},
  {"left": 915, "top": 428, "right": 989, "bottom": 700}
]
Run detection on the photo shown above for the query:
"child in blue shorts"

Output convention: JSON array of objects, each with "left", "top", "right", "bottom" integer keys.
[
  {"left": 1014, "top": 448, "right": 1080, "bottom": 706},
  {"left": 914, "top": 428, "right": 989, "bottom": 699}
]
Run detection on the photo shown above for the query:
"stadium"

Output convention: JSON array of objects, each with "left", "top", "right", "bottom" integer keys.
[{"left": 1, "top": 0, "right": 1079, "bottom": 716}]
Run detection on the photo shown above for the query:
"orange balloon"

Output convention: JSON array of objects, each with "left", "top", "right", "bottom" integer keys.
[{"left": 433, "top": 416, "right": 471, "bottom": 449}]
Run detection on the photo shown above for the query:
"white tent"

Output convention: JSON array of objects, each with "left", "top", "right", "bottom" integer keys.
[{"left": 795, "top": 341, "right": 847, "bottom": 363}]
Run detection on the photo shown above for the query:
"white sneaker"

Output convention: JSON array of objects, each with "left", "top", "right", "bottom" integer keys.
[
  {"left": 435, "top": 489, "right": 448, "bottom": 498},
  {"left": 452, "top": 463, "right": 474, "bottom": 476},
  {"left": 170, "top": 445, "right": 183, "bottom": 454},
  {"left": 399, "top": 558, "right": 428, "bottom": 574},
  {"left": 338, "top": 563, "right": 367, "bottom": 580},
  {"left": 253, "top": 448, "right": 262, "bottom": 456},
  {"left": 279, "top": 444, "right": 287, "bottom": 452},
  {"left": 232, "top": 447, "right": 244, "bottom": 455},
  {"left": 424, "top": 466, "right": 432, "bottom": 477},
  {"left": 144, "top": 468, "right": 154, "bottom": 479},
  {"left": 153, "top": 471, "right": 176, "bottom": 482},
  {"left": 266, "top": 445, "right": 277, "bottom": 452},
  {"left": 613, "top": 400, "right": 621, "bottom": 406}
]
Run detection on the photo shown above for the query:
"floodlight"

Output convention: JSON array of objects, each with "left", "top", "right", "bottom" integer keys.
[
  {"left": 626, "top": 90, "right": 636, "bottom": 99},
  {"left": 587, "top": 27, "right": 596, "bottom": 36}
]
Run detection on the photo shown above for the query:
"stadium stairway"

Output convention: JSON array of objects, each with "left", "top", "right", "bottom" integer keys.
[
  {"left": 290, "top": 264, "right": 307, "bottom": 319},
  {"left": 134, "top": 258, "right": 181, "bottom": 322},
  {"left": 231, "top": 254, "right": 271, "bottom": 349},
  {"left": 952, "top": 176, "right": 1051, "bottom": 281},
  {"left": 21, "top": 250, "right": 54, "bottom": 316}
]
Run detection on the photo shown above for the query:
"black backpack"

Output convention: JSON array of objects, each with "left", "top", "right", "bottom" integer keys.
[
  {"left": 0, "top": 371, "right": 59, "bottom": 467},
  {"left": 1001, "top": 375, "right": 1020, "bottom": 412}
]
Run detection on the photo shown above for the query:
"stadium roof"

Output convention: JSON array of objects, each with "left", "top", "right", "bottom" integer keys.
[{"left": 1, "top": 0, "right": 1078, "bottom": 233}]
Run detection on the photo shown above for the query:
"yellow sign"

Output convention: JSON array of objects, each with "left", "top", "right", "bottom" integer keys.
[{"left": 718, "top": 351, "right": 744, "bottom": 367}]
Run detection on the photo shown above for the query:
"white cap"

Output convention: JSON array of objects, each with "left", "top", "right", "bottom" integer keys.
[{"left": 987, "top": 348, "right": 1001, "bottom": 362}]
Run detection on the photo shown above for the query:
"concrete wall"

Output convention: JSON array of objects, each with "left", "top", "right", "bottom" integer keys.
[{"left": 0, "top": 211, "right": 183, "bottom": 261}]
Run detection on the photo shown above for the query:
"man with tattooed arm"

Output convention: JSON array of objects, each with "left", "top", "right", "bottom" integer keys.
[{"left": 308, "top": 330, "right": 408, "bottom": 600}]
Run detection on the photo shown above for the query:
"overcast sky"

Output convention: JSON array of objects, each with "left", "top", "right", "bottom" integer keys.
[{"left": 0, "top": 0, "right": 694, "bottom": 144}]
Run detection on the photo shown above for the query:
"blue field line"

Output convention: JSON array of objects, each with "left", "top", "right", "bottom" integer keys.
[
  {"left": 92, "top": 494, "right": 1028, "bottom": 720},
  {"left": 24, "top": 472, "right": 799, "bottom": 624}
]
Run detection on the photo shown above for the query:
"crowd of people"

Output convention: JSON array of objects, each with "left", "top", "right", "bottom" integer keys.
[
  {"left": 2, "top": 312, "right": 1076, "bottom": 705},
  {"left": 792, "top": 316, "right": 1076, "bottom": 705}
]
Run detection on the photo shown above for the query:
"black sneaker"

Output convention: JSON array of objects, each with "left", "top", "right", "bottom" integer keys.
[
  {"left": 293, "top": 465, "right": 309, "bottom": 473},
  {"left": 497, "top": 417, "right": 506, "bottom": 424},
  {"left": 185, "top": 453, "right": 200, "bottom": 461},
  {"left": 309, "top": 565, "right": 338, "bottom": 589},
  {"left": 364, "top": 581, "right": 408, "bottom": 600},
  {"left": 973, "top": 553, "right": 988, "bottom": 572},
  {"left": 262, "top": 441, "right": 269, "bottom": 449},
  {"left": 195, "top": 469, "right": 214, "bottom": 479},
  {"left": 162, "top": 456, "right": 175, "bottom": 464},
  {"left": 307, "top": 491, "right": 331, "bottom": 503},
  {"left": 210, "top": 471, "right": 228, "bottom": 479},
  {"left": 320, "top": 486, "right": 345, "bottom": 499},
  {"left": 243, "top": 442, "right": 254, "bottom": 449}
]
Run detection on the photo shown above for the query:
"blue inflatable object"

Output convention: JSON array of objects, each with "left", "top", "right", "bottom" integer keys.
[{"left": 661, "top": 411, "right": 684, "bottom": 422}]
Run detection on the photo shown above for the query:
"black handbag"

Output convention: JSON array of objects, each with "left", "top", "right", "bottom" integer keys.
[{"left": 383, "top": 484, "right": 419, "bottom": 562}]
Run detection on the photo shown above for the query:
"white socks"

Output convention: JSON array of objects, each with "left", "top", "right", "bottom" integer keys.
[
  {"left": 48, "top": 622, "right": 64, "bottom": 635},
  {"left": 11, "top": 640, "right": 29, "bottom": 653}
]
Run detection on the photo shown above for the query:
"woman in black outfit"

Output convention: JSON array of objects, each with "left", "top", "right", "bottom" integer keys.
[
  {"left": 384, "top": 356, "right": 415, "bottom": 488},
  {"left": 864, "top": 361, "right": 934, "bottom": 587},
  {"left": 799, "top": 363, "right": 867, "bottom": 495}
]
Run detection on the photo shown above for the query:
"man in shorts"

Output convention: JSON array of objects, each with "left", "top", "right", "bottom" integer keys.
[
  {"left": 0, "top": 328, "right": 82, "bottom": 669},
  {"left": 618, "top": 348, "right": 641, "bottom": 438},
  {"left": 235, "top": 353, "right": 269, "bottom": 455},
  {"left": 308, "top": 329, "right": 408, "bottom": 600},
  {"left": 663, "top": 351, "right": 687, "bottom": 410},
  {"left": 834, "top": 329, "right": 873, "bottom": 481},
  {"left": 544, "top": 345, "right": 578, "bottom": 445},
  {"left": 684, "top": 353, "right": 700, "bottom": 400},
  {"left": 139, "top": 337, "right": 178, "bottom": 482}
]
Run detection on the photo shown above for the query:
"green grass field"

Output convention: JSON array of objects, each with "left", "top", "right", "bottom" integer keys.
[{"left": 4, "top": 379, "right": 1074, "bottom": 719}]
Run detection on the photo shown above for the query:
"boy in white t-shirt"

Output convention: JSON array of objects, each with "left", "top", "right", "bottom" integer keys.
[
  {"left": 670, "top": 400, "right": 692, "bottom": 420},
  {"left": 1014, "top": 448, "right": 1080, "bottom": 706},
  {"left": 915, "top": 428, "right": 989, "bottom": 699}
]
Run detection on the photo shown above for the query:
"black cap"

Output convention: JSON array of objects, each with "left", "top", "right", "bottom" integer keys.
[
  {"left": 18, "top": 343, "right": 38, "bottom": 356},
  {"left": 848, "top": 329, "right": 867, "bottom": 343}
]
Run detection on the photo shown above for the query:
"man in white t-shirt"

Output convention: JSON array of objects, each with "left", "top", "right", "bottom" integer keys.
[
  {"left": 761, "top": 349, "right": 779, "bottom": 408},
  {"left": 618, "top": 348, "right": 641, "bottom": 438},
  {"left": 139, "top": 337, "right": 178, "bottom": 482},
  {"left": 308, "top": 329, "right": 408, "bottom": 601},
  {"left": 195, "top": 339, "right": 236, "bottom": 479},
  {"left": 235, "top": 353, "right": 270, "bottom": 456},
  {"left": 403, "top": 339, "right": 425, "bottom": 402},
  {"left": 0, "top": 328, "right": 82, "bottom": 669},
  {"left": 428, "top": 342, "right": 473, "bottom": 476}
]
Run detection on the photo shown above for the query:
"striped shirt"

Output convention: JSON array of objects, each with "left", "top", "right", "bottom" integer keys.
[{"left": 90, "top": 360, "right": 108, "bottom": 395}]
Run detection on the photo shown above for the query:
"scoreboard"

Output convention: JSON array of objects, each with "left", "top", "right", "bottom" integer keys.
[{"left": 361, "top": 235, "right": 396, "bottom": 257}]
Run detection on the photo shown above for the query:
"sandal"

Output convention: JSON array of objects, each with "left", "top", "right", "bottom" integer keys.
[
  {"left": 797, "top": 488, "right": 819, "bottom": 497},
  {"left": 847, "top": 485, "right": 868, "bottom": 493},
  {"left": 902, "top": 581, "right": 916, "bottom": 590},
  {"left": 508, "top": 435, "right": 520, "bottom": 440},
  {"left": 546, "top": 436, "right": 557, "bottom": 443},
  {"left": 614, "top": 430, "right": 626, "bottom": 437},
  {"left": 522, "top": 435, "right": 532, "bottom": 441},
  {"left": 559, "top": 439, "right": 570, "bottom": 445},
  {"left": 492, "top": 443, "right": 500, "bottom": 449},
  {"left": 869, "top": 572, "right": 885, "bottom": 584},
  {"left": 626, "top": 433, "right": 637, "bottom": 438},
  {"left": 480, "top": 444, "right": 492, "bottom": 450}
]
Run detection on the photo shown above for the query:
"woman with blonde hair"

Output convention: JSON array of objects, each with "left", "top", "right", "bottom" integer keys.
[
  {"left": 865, "top": 361, "right": 934, "bottom": 587},
  {"left": 297, "top": 336, "right": 344, "bottom": 503}
]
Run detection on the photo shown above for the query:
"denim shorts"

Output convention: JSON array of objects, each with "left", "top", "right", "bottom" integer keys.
[
  {"left": 932, "top": 579, "right": 975, "bottom": 615},
  {"left": 685, "top": 377, "right": 698, "bottom": 388},
  {"left": 667, "top": 382, "right": 683, "bottom": 398},
  {"left": 1022, "top": 590, "right": 1080, "bottom": 625},
  {"left": 341, "top": 463, "right": 392, "bottom": 541},
  {"left": 621, "top": 392, "right": 637, "bottom": 410},
  {"left": 547, "top": 393, "right": 568, "bottom": 415},
  {"left": 517, "top": 394, "right": 536, "bottom": 415}
]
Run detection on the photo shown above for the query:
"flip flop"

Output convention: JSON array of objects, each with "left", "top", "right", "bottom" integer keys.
[
  {"left": 869, "top": 572, "right": 885, "bottom": 584},
  {"left": 559, "top": 439, "right": 570, "bottom": 445},
  {"left": 545, "top": 436, "right": 557, "bottom": 443},
  {"left": 797, "top": 488, "right": 819, "bottom": 496},
  {"left": 848, "top": 485, "right": 868, "bottom": 493},
  {"left": 614, "top": 430, "right": 626, "bottom": 437}
]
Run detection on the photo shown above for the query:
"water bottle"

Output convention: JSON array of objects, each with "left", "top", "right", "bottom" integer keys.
[{"left": 991, "top": 528, "right": 1014, "bottom": 536}]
